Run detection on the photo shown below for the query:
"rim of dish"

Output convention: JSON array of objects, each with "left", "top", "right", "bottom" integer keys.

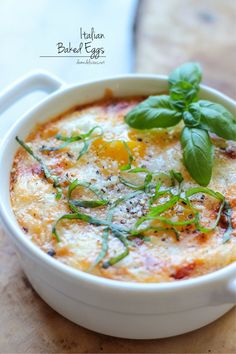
[{"left": 0, "top": 74, "right": 235, "bottom": 291}]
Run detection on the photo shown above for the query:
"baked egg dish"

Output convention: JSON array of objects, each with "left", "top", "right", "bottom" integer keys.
[{"left": 10, "top": 95, "right": 236, "bottom": 282}]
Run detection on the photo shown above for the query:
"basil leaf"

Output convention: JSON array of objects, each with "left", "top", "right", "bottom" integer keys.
[
  {"left": 125, "top": 95, "right": 182, "bottom": 129},
  {"left": 169, "top": 62, "right": 202, "bottom": 86},
  {"left": 181, "top": 127, "right": 214, "bottom": 186},
  {"left": 169, "top": 62, "right": 202, "bottom": 104},
  {"left": 170, "top": 81, "right": 198, "bottom": 107},
  {"left": 183, "top": 111, "right": 200, "bottom": 127},
  {"left": 190, "top": 100, "right": 236, "bottom": 141}
]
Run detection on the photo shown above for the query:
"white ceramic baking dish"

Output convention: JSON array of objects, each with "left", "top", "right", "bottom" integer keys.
[{"left": 0, "top": 71, "right": 235, "bottom": 339}]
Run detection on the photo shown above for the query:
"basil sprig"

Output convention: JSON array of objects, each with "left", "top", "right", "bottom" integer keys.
[{"left": 125, "top": 62, "right": 236, "bottom": 186}]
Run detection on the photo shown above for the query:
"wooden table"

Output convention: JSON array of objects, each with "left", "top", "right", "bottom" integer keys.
[
  {"left": 1, "top": 0, "right": 236, "bottom": 352},
  {"left": 136, "top": 0, "right": 236, "bottom": 99}
]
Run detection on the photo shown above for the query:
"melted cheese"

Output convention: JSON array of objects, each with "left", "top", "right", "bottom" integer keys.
[{"left": 10, "top": 97, "right": 236, "bottom": 282}]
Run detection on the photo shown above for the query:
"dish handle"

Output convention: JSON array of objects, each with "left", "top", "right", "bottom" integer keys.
[
  {"left": 0, "top": 70, "right": 65, "bottom": 116},
  {"left": 215, "top": 277, "right": 236, "bottom": 305},
  {"left": 227, "top": 278, "right": 236, "bottom": 303}
]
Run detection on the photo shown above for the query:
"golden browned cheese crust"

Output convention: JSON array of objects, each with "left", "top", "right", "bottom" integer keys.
[{"left": 10, "top": 97, "right": 236, "bottom": 282}]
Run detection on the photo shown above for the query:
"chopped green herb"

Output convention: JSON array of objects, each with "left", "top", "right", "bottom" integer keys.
[
  {"left": 170, "top": 169, "right": 184, "bottom": 185},
  {"left": 16, "top": 136, "right": 62, "bottom": 199},
  {"left": 40, "top": 126, "right": 103, "bottom": 153},
  {"left": 120, "top": 141, "right": 134, "bottom": 171},
  {"left": 52, "top": 211, "right": 128, "bottom": 242},
  {"left": 92, "top": 191, "right": 142, "bottom": 268},
  {"left": 222, "top": 201, "right": 233, "bottom": 243},
  {"left": 185, "top": 186, "right": 225, "bottom": 232},
  {"left": 40, "top": 126, "right": 103, "bottom": 161},
  {"left": 77, "top": 140, "right": 90, "bottom": 160},
  {"left": 68, "top": 179, "right": 108, "bottom": 210},
  {"left": 102, "top": 234, "right": 129, "bottom": 269},
  {"left": 136, "top": 195, "right": 180, "bottom": 227},
  {"left": 131, "top": 225, "right": 180, "bottom": 241},
  {"left": 119, "top": 168, "right": 153, "bottom": 191}
]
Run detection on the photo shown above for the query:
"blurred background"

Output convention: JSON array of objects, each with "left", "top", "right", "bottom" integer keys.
[{"left": 0, "top": 0, "right": 235, "bottom": 134}]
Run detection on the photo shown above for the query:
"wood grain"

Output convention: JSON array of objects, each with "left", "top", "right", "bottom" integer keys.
[
  {"left": 136, "top": 0, "right": 236, "bottom": 99},
  {"left": 1, "top": 231, "right": 236, "bottom": 354},
  {"left": 1, "top": 228, "right": 236, "bottom": 354},
  {"left": 1, "top": 0, "right": 236, "bottom": 353}
]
